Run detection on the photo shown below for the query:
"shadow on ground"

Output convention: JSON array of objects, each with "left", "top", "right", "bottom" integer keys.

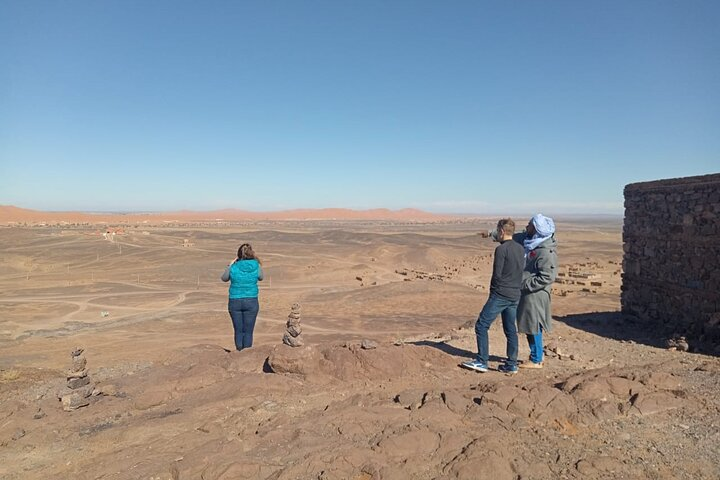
[
  {"left": 410, "top": 340, "right": 505, "bottom": 363},
  {"left": 556, "top": 311, "right": 667, "bottom": 349}
]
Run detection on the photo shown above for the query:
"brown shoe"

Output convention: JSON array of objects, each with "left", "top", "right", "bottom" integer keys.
[{"left": 519, "top": 361, "right": 543, "bottom": 369}]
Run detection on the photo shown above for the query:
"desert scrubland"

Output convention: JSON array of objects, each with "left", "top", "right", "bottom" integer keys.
[{"left": 1, "top": 219, "right": 718, "bottom": 479}]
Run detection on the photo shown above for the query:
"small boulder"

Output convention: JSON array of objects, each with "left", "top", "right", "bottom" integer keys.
[
  {"left": 287, "top": 324, "right": 302, "bottom": 337},
  {"left": 283, "top": 332, "right": 304, "bottom": 347},
  {"left": 62, "top": 392, "right": 90, "bottom": 411}
]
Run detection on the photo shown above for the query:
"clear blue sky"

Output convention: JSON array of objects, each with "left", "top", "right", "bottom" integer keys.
[{"left": 1, "top": 1, "right": 718, "bottom": 214}]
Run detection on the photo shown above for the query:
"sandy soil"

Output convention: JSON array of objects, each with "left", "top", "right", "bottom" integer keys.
[{"left": 0, "top": 219, "right": 718, "bottom": 480}]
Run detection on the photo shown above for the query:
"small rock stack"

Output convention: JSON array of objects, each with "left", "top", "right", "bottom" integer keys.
[
  {"left": 61, "top": 348, "right": 93, "bottom": 411},
  {"left": 282, "top": 303, "right": 304, "bottom": 347}
]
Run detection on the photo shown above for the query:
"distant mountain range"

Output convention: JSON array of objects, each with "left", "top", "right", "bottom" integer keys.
[{"left": 0, "top": 205, "right": 448, "bottom": 224}]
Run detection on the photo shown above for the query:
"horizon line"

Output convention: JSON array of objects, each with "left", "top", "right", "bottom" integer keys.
[{"left": 0, "top": 204, "right": 624, "bottom": 219}]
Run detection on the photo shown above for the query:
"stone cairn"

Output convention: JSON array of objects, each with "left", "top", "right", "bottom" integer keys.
[
  {"left": 61, "top": 347, "right": 93, "bottom": 411},
  {"left": 282, "top": 303, "right": 304, "bottom": 347}
]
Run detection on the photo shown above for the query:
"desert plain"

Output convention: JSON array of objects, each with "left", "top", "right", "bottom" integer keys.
[{"left": 0, "top": 216, "right": 718, "bottom": 479}]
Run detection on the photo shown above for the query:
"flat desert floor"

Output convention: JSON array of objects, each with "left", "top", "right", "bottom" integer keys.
[{"left": 0, "top": 220, "right": 718, "bottom": 479}]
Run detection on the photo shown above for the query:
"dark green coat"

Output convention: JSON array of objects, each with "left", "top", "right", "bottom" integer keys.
[{"left": 517, "top": 235, "right": 558, "bottom": 335}]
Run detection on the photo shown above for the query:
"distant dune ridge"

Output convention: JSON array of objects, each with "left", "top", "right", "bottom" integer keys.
[{"left": 0, "top": 205, "right": 448, "bottom": 224}]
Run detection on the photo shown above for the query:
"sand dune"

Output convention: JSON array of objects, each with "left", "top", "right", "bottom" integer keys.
[{"left": 0, "top": 205, "right": 447, "bottom": 224}]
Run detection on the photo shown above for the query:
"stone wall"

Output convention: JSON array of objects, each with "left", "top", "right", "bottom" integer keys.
[{"left": 622, "top": 173, "right": 720, "bottom": 352}]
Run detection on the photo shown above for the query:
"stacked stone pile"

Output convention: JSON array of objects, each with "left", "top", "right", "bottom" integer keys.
[
  {"left": 60, "top": 348, "right": 93, "bottom": 411},
  {"left": 622, "top": 173, "right": 720, "bottom": 352},
  {"left": 283, "top": 303, "right": 304, "bottom": 347}
]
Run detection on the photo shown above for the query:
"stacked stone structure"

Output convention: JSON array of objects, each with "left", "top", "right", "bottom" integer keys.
[
  {"left": 622, "top": 173, "right": 720, "bottom": 351},
  {"left": 61, "top": 348, "right": 93, "bottom": 411},
  {"left": 283, "top": 303, "right": 304, "bottom": 347}
]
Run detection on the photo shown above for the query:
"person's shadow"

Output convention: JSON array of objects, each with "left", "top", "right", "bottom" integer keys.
[
  {"left": 410, "top": 340, "right": 505, "bottom": 363},
  {"left": 555, "top": 311, "right": 666, "bottom": 348}
]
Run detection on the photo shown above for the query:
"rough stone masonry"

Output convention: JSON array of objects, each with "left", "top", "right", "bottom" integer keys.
[{"left": 622, "top": 173, "right": 720, "bottom": 352}]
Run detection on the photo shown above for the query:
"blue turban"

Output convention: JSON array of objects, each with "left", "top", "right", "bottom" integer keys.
[{"left": 532, "top": 214, "right": 555, "bottom": 237}]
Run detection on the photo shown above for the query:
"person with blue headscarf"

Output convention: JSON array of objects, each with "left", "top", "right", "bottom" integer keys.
[{"left": 515, "top": 214, "right": 558, "bottom": 368}]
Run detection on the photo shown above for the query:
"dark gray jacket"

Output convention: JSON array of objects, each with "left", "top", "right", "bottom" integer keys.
[
  {"left": 517, "top": 235, "right": 558, "bottom": 334},
  {"left": 490, "top": 239, "right": 525, "bottom": 301}
]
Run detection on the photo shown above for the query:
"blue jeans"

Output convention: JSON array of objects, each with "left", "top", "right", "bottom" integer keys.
[
  {"left": 228, "top": 297, "right": 259, "bottom": 351},
  {"left": 527, "top": 327, "right": 544, "bottom": 364},
  {"left": 474, "top": 293, "right": 519, "bottom": 367}
]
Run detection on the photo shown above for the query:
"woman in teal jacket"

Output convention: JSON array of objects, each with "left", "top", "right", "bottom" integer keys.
[{"left": 221, "top": 243, "right": 263, "bottom": 351}]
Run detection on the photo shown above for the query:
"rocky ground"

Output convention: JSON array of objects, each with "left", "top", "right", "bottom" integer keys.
[
  {"left": 1, "top": 311, "right": 718, "bottom": 480},
  {"left": 0, "top": 222, "right": 718, "bottom": 479}
]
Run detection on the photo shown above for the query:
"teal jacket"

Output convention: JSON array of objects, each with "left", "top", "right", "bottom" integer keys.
[{"left": 222, "top": 259, "right": 263, "bottom": 299}]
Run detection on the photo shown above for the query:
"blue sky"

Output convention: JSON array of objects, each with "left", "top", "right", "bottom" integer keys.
[{"left": 1, "top": 1, "right": 718, "bottom": 215}]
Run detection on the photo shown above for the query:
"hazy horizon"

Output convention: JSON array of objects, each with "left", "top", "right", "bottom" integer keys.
[
  {"left": 1, "top": 203, "right": 625, "bottom": 220},
  {"left": 3, "top": 205, "right": 628, "bottom": 216}
]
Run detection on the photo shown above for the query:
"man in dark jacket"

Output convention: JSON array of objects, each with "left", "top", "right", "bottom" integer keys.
[
  {"left": 462, "top": 218, "right": 525, "bottom": 374},
  {"left": 516, "top": 214, "right": 558, "bottom": 369}
]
